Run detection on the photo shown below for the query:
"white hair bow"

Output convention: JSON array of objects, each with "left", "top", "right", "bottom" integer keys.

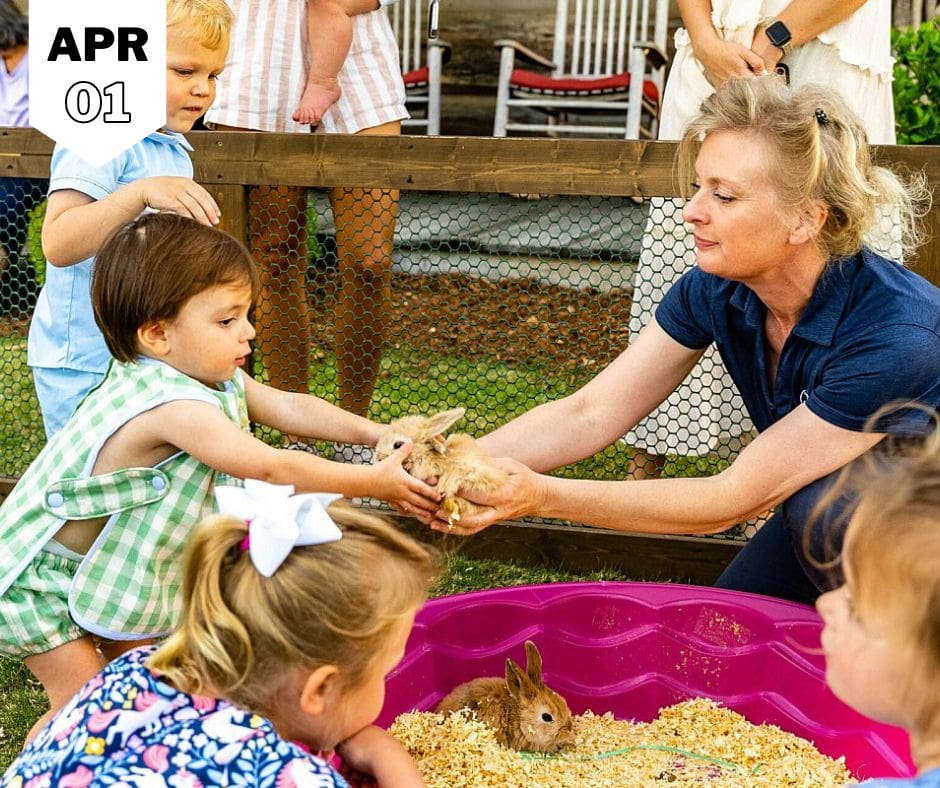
[{"left": 214, "top": 479, "right": 343, "bottom": 577}]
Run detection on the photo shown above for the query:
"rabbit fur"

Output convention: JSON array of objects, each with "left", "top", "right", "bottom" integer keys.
[
  {"left": 374, "top": 407, "right": 507, "bottom": 526},
  {"left": 434, "top": 640, "right": 573, "bottom": 753}
]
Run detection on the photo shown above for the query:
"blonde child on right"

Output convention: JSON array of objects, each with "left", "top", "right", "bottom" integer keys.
[
  {"left": 0, "top": 213, "right": 438, "bottom": 742},
  {"left": 816, "top": 422, "right": 940, "bottom": 785},
  {"left": 293, "top": 0, "right": 395, "bottom": 125},
  {"left": 3, "top": 490, "right": 435, "bottom": 786}
]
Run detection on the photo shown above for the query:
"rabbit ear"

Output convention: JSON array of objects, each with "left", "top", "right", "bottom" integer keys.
[
  {"left": 426, "top": 408, "right": 466, "bottom": 436},
  {"left": 524, "top": 641, "right": 544, "bottom": 687},
  {"left": 505, "top": 658, "right": 530, "bottom": 699}
]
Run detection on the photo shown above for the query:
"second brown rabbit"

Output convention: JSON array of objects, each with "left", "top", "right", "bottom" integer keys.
[
  {"left": 373, "top": 407, "right": 507, "bottom": 527},
  {"left": 434, "top": 640, "right": 574, "bottom": 753}
]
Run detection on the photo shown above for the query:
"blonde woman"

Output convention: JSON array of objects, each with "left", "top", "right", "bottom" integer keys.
[
  {"left": 627, "top": 0, "right": 896, "bottom": 479},
  {"left": 430, "top": 78, "right": 938, "bottom": 607}
]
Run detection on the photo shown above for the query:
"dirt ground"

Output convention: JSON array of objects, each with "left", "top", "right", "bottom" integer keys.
[{"left": 309, "top": 269, "right": 635, "bottom": 375}]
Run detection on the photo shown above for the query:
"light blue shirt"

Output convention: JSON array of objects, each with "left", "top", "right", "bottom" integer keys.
[
  {"left": 864, "top": 768, "right": 940, "bottom": 787},
  {"left": 27, "top": 131, "right": 194, "bottom": 373}
]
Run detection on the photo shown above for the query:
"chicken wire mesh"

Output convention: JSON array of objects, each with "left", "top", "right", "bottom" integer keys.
[{"left": 0, "top": 177, "right": 757, "bottom": 539}]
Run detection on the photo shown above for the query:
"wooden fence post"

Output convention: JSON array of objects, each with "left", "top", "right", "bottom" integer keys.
[{"left": 210, "top": 183, "right": 250, "bottom": 248}]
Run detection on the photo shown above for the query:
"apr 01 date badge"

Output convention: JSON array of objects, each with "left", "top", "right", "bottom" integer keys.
[{"left": 30, "top": 1, "right": 166, "bottom": 166}]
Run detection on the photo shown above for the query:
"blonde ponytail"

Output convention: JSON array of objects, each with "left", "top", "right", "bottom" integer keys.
[{"left": 147, "top": 504, "right": 440, "bottom": 716}]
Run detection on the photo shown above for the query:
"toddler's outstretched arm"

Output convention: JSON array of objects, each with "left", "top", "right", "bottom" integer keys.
[
  {"left": 145, "top": 393, "right": 440, "bottom": 513},
  {"left": 293, "top": 0, "right": 382, "bottom": 125}
]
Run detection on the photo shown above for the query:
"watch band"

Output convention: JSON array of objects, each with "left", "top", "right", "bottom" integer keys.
[{"left": 764, "top": 19, "right": 793, "bottom": 57}]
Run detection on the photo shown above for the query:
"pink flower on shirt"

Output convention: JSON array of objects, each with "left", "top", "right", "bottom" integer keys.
[
  {"left": 58, "top": 765, "right": 94, "bottom": 787},
  {"left": 143, "top": 744, "right": 170, "bottom": 772}
]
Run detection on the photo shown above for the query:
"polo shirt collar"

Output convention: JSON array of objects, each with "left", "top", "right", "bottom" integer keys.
[
  {"left": 727, "top": 253, "right": 860, "bottom": 348},
  {"left": 147, "top": 129, "right": 194, "bottom": 153}
]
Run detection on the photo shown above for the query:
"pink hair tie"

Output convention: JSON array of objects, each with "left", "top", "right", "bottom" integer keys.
[{"left": 239, "top": 520, "right": 253, "bottom": 552}]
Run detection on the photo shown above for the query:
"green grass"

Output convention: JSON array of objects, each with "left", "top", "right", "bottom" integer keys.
[
  {"left": 0, "top": 657, "right": 47, "bottom": 771},
  {"left": 0, "top": 553, "right": 632, "bottom": 770}
]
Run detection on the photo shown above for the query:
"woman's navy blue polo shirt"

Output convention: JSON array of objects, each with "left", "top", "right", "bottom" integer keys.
[
  {"left": 657, "top": 249, "right": 940, "bottom": 436},
  {"left": 656, "top": 249, "right": 940, "bottom": 576}
]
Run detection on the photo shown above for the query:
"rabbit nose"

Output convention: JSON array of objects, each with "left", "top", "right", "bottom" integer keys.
[{"left": 393, "top": 440, "right": 405, "bottom": 450}]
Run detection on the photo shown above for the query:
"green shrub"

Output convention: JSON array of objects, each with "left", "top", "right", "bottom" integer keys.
[{"left": 892, "top": 19, "right": 940, "bottom": 144}]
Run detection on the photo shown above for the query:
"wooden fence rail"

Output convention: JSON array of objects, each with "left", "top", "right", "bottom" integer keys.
[{"left": 1, "top": 128, "right": 938, "bottom": 583}]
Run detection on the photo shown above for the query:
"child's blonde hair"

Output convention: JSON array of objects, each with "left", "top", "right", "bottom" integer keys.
[
  {"left": 810, "top": 409, "right": 940, "bottom": 723},
  {"left": 166, "top": 0, "right": 233, "bottom": 50},
  {"left": 842, "top": 425, "right": 940, "bottom": 720},
  {"left": 678, "top": 76, "right": 930, "bottom": 260},
  {"left": 147, "top": 502, "right": 440, "bottom": 716}
]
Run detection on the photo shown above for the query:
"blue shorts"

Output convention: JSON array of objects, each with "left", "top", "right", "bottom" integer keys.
[{"left": 31, "top": 367, "right": 105, "bottom": 438}]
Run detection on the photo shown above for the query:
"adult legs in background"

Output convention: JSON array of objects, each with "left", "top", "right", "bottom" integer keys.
[
  {"left": 210, "top": 124, "right": 311, "bottom": 399},
  {"left": 329, "top": 119, "right": 401, "bottom": 417},
  {"left": 248, "top": 184, "right": 312, "bottom": 396}
]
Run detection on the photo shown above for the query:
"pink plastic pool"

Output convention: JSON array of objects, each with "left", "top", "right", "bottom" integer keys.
[{"left": 380, "top": 581, "right": 914, "bottom": 780}]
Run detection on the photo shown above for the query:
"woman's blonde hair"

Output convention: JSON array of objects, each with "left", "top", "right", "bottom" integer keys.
[
  {"left": 147, "top": 502, "right": 440, "bottom": 716},
  {"left": 166, "top": 0, "right": 233, "bottom": 51},
  {"left": 677, "top": 76, "right": 930, "bottom": 260}
]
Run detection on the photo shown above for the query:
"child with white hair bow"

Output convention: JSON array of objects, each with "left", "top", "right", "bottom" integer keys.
[{"left": 4, "top": 480, "right": 439, "bottom": 787}]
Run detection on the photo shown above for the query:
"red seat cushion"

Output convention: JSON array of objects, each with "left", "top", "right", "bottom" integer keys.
[
  {"left": 510, "top": 68, "right": 659, "bottom": 104},
  {"left": 403, "top": 66, "right": 429, "bottom": 88}
]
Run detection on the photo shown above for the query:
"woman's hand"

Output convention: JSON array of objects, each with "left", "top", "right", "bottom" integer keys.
[
  {"left": 368, "top": 441, "right": 442, "bottom": 517},
  {"left": 336, "top": 725, "right": 425, "bottom": 788},
  {"left": 693, "top": 36, "right": 766, "bottom": 88},
  {"left": 427, "top": 458, "right": 548, "bottom": 536},
  {"left": 749, "top": 27, "right": 783, "bottom": 75}
]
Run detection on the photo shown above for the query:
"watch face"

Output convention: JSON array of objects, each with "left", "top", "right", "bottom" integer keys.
[{"left": 766, "top": 20, "right": 792, "bottom": 47}]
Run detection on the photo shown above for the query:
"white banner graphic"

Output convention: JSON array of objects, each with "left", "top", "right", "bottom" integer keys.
[{"left": 30, "top": 1, "right": 166, "bottom": 166}]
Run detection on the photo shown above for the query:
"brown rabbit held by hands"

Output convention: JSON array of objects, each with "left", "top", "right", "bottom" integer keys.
[
  {"left": 374, "top": 407, "right": 507, "bottom": 527},
  {"left": 434, "top": 640, "right": 574, "bottom": 753}
]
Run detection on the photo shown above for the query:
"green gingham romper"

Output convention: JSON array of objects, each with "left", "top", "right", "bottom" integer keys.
[{"left": 0, "top": 359, "right": 248, "bottom": 655}]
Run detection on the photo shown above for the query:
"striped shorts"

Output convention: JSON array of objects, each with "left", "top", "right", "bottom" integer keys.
[{"left": 205, "top": 2, "right": 407, "bottom": 135}]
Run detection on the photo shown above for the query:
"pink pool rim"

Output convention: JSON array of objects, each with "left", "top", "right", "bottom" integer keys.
[{"left": 380, "top": 581, "right": 914, "bottom": 780}]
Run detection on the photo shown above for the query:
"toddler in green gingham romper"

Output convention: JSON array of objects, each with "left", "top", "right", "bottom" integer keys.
[{"left": 0, "top": 358, "right": 248, "bottom": 656}]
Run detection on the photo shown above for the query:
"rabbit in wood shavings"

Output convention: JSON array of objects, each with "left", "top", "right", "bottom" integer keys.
[
  {"left": 434, "top": 640, "right": 574, "bottom": 753},
  {"left": 373, "top": 407, "right": 507, "bottom": 527}
]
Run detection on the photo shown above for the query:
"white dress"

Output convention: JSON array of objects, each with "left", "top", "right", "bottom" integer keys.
[{"left": 626, "top": 0, "right": 895, "bottom": 458}]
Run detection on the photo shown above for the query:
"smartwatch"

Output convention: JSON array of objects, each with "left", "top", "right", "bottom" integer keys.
[{"left": 764, "top": 19, "right": 793, "bottom": 57}]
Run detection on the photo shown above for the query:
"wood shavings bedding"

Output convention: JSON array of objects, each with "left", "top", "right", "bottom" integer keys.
[{"left": 389, "top": 698, "right": 855, "bottom": 787}]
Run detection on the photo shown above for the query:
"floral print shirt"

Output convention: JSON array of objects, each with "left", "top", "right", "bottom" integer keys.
[{"left": 2, "top": 647, "right": 347, "bottom": 787}]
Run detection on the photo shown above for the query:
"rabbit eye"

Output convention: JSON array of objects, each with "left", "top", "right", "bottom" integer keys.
[
  {"left": 392, "top": 440, "right": 404, "bottom": 450},
  {"left": 541, "top": 712, "right": 554, "bottom": 722}
]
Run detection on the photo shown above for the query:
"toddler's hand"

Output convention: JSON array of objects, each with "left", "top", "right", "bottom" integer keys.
[
  {"left": 371, "top": 441, "right": 442, "bottom": 517},
  {"left": 336, "top": 725, "right": 425, "bottom": 788},
  {"left": 135, "top": 176, "right": 221, "bottom": 226}
]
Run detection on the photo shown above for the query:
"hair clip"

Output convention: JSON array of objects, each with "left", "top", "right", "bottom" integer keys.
[
  {"left": 216, "top": 480, "right": 342, "bottom": 577},
  {"left": 814, "top": 108, "right": 829, "bottom": 125}
]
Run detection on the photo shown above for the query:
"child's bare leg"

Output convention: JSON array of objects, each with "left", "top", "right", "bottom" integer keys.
[
  {"left": 294, "top": 0, "right": 354, "bottom": 125},
  {"left": 23, "top": 637, "right": 103, "bottom": 744},
  {"left": 98, "top": 637, "right": 154, "bottom": 661}
]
